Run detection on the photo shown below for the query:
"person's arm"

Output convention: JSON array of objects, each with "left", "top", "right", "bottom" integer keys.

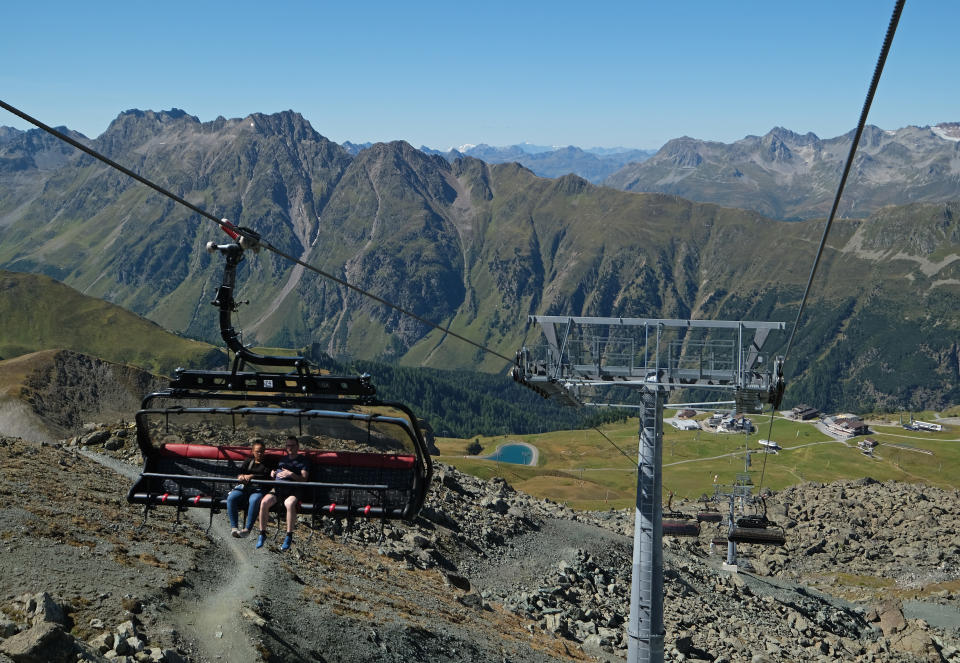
[{"left": 297, "top": 459, "right": 310, "bottom": 481}]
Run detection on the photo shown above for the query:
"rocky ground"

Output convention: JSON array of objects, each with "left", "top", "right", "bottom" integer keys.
[{"left": 0, "top": 424, "right": 959, "bottom": 662}]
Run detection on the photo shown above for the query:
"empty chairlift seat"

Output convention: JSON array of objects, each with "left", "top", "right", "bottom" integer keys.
[
  {"left": 662, "top": 516, "right": 701, "bottom": 538},
  {"left": 662, "top": 493, "right": 701, "bottom": 538},
  {"left": 728, "top": 515, "right": 786, "bottom": 546}
]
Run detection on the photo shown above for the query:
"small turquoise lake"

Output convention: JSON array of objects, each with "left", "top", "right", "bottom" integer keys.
[{"left": 486, "top": 443, "right": 536, "bottom": 465}]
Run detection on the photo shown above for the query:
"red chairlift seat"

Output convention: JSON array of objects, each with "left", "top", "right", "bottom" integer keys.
[
  {"left": 696, "top": 502, "right": 723, "bottom": 523},
  {"left": 662, "top": 493, "right": 701, "bottom": 538},
  {"left": 662, "top": 517, "right": 701, "bottom": 538}
]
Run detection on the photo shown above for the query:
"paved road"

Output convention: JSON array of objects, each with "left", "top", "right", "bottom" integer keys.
[{"left": 663, "top": 438, "right": 842, "bottom": 468}]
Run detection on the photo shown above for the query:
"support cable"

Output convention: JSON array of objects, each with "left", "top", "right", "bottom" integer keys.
[
  {"left": 593, "top": 426, "right": 639, "bottom": 469},
  {"left": 758, "top": 0, "right": 904, "bottom": 491},
  {"left": 0, "top": 99, "right": 514, "bottom": 365}
]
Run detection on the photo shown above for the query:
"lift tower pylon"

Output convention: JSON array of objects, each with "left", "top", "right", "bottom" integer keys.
[{"left": 513, "top": 316, "right": 785, "bottom": 663}]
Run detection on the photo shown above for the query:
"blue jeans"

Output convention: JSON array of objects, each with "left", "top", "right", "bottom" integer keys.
[{"left": 226, "top": 488, "right": 264, "bottom": 530}]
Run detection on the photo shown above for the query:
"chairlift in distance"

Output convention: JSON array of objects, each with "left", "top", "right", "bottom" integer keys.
[
  {"left": 695, "top": 495, "right": 724, "bottom": 524},
  {"left": 662, "top": 492, "right": 701, "bottom": 538},
  {"left": 727, "top": 496, "right": 785, "bottom": 546}
]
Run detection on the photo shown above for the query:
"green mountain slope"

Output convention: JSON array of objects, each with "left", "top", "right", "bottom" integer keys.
[
  {"left": 0, "top": 270, "right": 221, "bottom": 375},
  {"left": 1, "top": 111, "right": 958, "bottom": 414}
]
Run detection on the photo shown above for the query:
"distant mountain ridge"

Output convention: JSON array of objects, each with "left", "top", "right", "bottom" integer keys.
[
  {"left": 1, "top": 109, "right": 958, "bottom": 415},
  {"left": 604, "top": 124, "right": 960, "bottom": 220},
  {"left": 419, "top": 143, "right": 655, "bottom": 184}
]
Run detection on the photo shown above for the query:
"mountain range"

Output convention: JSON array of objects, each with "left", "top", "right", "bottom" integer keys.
[
  {"left": 1, "top": 109, "right": 958, "bottom": 414},
  {"left": 422, "top": 143, "right": 655, "bottom": 184},
  {"left": 604, "top": 124, "right": 960, "bottom": 220}
]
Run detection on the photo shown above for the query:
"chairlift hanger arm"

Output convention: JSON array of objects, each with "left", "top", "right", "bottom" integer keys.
[{"left": 206, "top": 241, "right": 312, "bottom": 374}]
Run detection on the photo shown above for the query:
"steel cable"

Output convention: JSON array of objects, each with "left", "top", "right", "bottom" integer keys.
[{"left": 758, "top": 0, "right": 905, "bottom": 491}]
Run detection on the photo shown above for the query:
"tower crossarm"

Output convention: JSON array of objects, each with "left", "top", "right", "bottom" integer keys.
[{"left": 513, "top": 316, "right": 785, "bottom": 407}]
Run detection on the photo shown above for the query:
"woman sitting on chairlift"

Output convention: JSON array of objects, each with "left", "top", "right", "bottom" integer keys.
[{"left": 226, "top": 440, "right": 272, "bottom": 538}]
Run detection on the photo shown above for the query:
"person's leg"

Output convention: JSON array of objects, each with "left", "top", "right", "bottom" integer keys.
[
  {"left": 284, "top": 495, "right": 299, "bottom": 533},
  {"left": 226, "top": 489, "right": 243, "bottom": 531},
  {"left": 258, "top": 493, "right": 276, "bottom": 531},
  {"left": 243, "top": 492, "right": 262, "bottom": 533},
  {"left": 281, "top": 495, "right": 298, "bottom": 550},
  {"left": 256, "top": 493, "right": 277, "bottom": 548}
]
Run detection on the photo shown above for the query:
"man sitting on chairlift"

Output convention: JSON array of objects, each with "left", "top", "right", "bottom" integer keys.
[{"left": 256, "top": 435, "right": 311, "bottom": 551}]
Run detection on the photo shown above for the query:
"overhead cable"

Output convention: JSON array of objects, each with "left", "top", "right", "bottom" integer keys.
[
  {"left": 759, "top": 0, "right": 905, "bottom": 490},
  {"left": 593, "top": 426, "right": 639, "bottom": 469},
  {"left": 780, "top": 0, "right": 905, "bottom": 365}
]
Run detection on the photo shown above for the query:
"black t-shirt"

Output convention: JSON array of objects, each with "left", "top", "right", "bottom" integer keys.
[
  {"left": 276, "top": 455, "right": 310, "bottom": 480},
  {"left": 240, "top": 458, "right": 273, "bottom": 480}
]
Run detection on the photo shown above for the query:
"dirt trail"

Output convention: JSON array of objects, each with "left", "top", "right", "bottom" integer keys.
[
  {"left": 81, "top": 448, "right": 266, "bottom": 663},
  {"left": 167, "top": 525, "right": 265, "bottom": 663}
]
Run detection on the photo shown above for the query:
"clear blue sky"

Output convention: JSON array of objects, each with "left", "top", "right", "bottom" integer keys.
[{"left": 1, "top": 1, "right": 954, "bottom": 151}]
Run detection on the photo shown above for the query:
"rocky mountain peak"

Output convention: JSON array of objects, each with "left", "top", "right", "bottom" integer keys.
[
  {"left": 552, "top": 172, "right": 591, "bottom": 195},
  {"left": 760, "top": 132, "right": 794, "bottom": 162},
  {"left": 96, "top": 109, "right": 201, "bottom": 157},
  {"left": 607, "top": 122, "right": 960, "bottom": 219},
  {"left": 766, "top": 126, "right": 820, "bottom": 146},
  {"left": 0, "top": 126, "right": 89, "bottom": 174},
  {"left": 0, "top": 126, "right": 23, "bottom": 145},
  {"left": 109, "top": 108, "right": 200, "bottom": 130},
  {"left": 659, "top": 137, "right": 704, "bottom": 167},
  {"left": 857, "top": 123, "right": 887, "bottom": 148},
  {"left": 244, "top": 110, "right": 324, "bottom": 143}
]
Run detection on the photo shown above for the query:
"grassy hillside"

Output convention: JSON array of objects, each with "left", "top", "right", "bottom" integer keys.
[
  {"left": 0, "top": 270, "right": 222, "bottom": 375},
  {"left": 436, "top": 414, "right": 960, "bottom": 510}
]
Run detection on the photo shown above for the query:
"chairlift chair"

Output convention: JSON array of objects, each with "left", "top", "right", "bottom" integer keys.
[
  {"left": 127, "top": 236, "right": 432, "bottom": 527},
  {"left": 727, "top": 497, "right": 785, "bottom": 546},
  {"left": 696, "top": 496, "right": 723, "bottom": 523},
  {"left": 662, "top": 493, "right": 701, "bottom": 538}
]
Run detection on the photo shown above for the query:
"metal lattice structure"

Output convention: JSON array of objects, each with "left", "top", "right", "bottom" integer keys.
[{"left": 513, "top": 316, "right": 785, "bottom": 663}]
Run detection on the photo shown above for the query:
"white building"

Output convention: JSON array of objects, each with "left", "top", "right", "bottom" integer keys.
[{"left": 670, "top": 419, "right": 701, "bottom": 431}]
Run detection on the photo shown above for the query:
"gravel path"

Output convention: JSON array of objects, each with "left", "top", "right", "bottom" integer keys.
[{"left": 165, "top": 526, "right": 265, "bottom": 663}]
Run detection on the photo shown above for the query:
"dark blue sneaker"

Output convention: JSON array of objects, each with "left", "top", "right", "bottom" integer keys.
[
  {"left": 256, "top": 531, "right": 267, "bottom": 549},
  {"left": 281, "top": 533, "right": 293, "bottom": 551}
]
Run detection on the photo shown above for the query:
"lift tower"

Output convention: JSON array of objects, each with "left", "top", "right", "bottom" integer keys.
[{"left": 513, "top": 316, "right": 785, "bottom": 663}]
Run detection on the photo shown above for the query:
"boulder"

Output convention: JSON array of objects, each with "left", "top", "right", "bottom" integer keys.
[
  {"left": 889, "top": 624, "right": 944, "bottom": 662},
  {"left": 876, "top": 601, "right": 907, "bottom": 636},
  {"left": 88, "top": 631, "right": 115, "bottom": 654},
  {"left": 81, "top": 430, "right": 111, "bottom": 446},
  {"left": 0, "top": 622, "right": 74, "bottom": 663},
  {"left": 0, "top": 619, "right": 18, "bottom": 638}
]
